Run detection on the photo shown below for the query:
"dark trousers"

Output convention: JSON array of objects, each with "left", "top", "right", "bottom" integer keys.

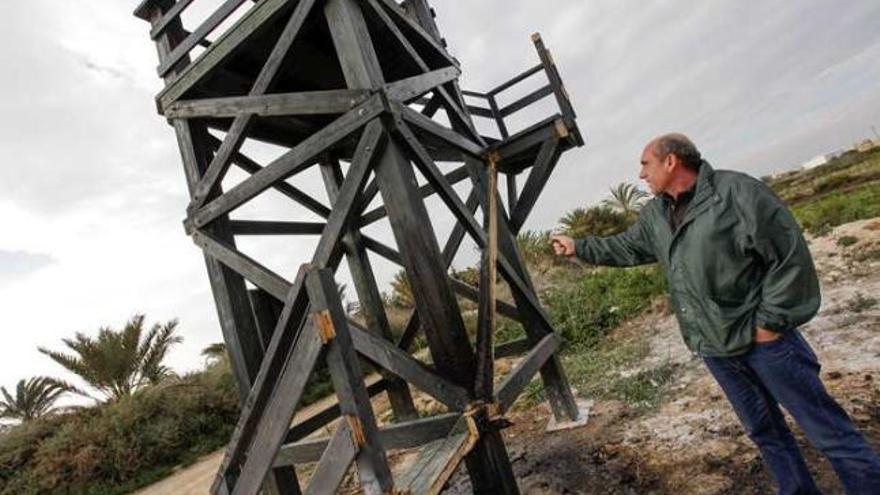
[{"left": 703, "top": 330, "right": 880, "bottom": 495}]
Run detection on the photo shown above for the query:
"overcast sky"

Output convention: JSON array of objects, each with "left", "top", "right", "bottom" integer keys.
[{"left": 2, "top": 0, "right": 879, "bottom": 397}]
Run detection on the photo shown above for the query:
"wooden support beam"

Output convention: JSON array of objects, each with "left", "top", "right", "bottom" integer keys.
[
  {"left": 192, "top": 229, "right": 292, "bottom": 301},
  {"left": 320, "top": 156, "right": 418, "bottom": 421},
  {"left": 157, "top": 0, "right": 250, "bottom": 77},
  {"left": 461, "top": 90, "right": 488, "bottom": 99},
  {"left": 421, "top": 93, "right": 442, "bottom": 117},
  {"left": 532, "top": 33, "right": 577, "bottom": 123},
  {"left": 495, "top": 333, "right": 561, "bottom": 412},
  {"left": 447, "top": 277, "right": 521, "bottom": 322},
  {"left": 214, "top": 122, "right": 384, "bottom": 494},
  {"left": 506, "top": 172, "right": 517, "bottom": 213},
  {"left": 284, "top": 378, "right": 387, "bottom": 443},
  {"left": 385, "top": 66, "right": 461, "bottom": 103},
  {"left": 359, "top": 164, "right": 470, "bottom": 227},
  {"left": 370, "top": 0, "right": 457, "bottom": 68},
  {"left": 492, "top": 115, "right": 563, "bottom": 163},
  {"left": 495, "top": 338, "right": 533, "bottom": 359},
  {"left": 465, "top": 105, "right": 494, "bottom": 118},
  {"left": 165, "top": 90, "right": 372, "bottom": 118},
  {"left": 142, "top": 4, "right": 302, "bottom": 492},
  {"left": 277, "top": 412, "right": 461, "bottom": 465},
  {"left": 474, "top": 159, "right": 498, "bottom": 400},
  {"left": 396, "top": 103, "right": 484, "bottom": 159},
  {"left": 354, "top": 234, "right": 521, "bottom": 322},
  {"left": 209, "top": 136, "right": 331, "bottom": 219},
  {"left": 347, "top": 321, "right": 469, "bottom": 409},
  {"left": 509, "top": 138, "right": 561, "bottom": 233},
  {"left": 148, "top": 0, "right": 196, "bottom": 39},
  {"left": 229, "top": 220, "right": 325, "bottom": 236},
  {"left": 463, "top": 160, "right": 580, "bottom": 422},
  {"left": 301, "top": 419, "right": 357, "bottom": 495},
  {"left": 306, "top": 268, "right": 394, "bottom": 494},
  {"left": 499, "top": 85, "right": 553, "bottom": 118},
  {"left": 397, "top": 415, "right": 483, "bottom": 495},
  {"left": 328, "top": 0, "right": 478, "bottom": 396},
  {"left": 487, "top": 63, "right": 543, "bottom": 96},
  {"left": 156, "top": 0, "right": 309, "bottom": 109},
  {"left": 188, "top": 0, "right": 318, "bottom": 210},
  {"left": 224, "top": 317, "right": 325, "bottom": 495},
  {"left": 487, "top": 94, "right": 509, "bottom": 140},
  {"left": 192, "top": 96, "right": 383, "bottom": 227}
]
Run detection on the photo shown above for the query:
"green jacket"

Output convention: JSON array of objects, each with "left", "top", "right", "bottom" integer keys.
[{"left": 575, "top": 162, "right": 820, "bottom": 357}]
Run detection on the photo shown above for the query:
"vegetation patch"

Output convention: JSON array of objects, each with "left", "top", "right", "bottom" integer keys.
[
  {"left": 543, "top": 265, "right": 667, "bottom": 348},
  {"left": 0, "top": 364, "right": 239, "bottom": 495},
  {"left": 837, "top": 235, "right": 859, "bottom": 247},
  {"left": 790, "top": 183, "right": 880, "bottom": 235}
]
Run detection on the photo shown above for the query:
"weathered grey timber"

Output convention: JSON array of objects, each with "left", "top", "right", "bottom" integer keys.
[{"left": 134, "top": 0, "right": 585, "bottom": 492}]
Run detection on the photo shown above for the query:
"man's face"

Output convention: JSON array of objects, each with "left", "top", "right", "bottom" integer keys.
[{"left": 639, "top": 143, "right": 673, "bottom": 195}]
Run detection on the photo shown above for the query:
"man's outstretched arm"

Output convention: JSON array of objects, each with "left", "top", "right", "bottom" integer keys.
[{"left": 551, "top": 213, "right": 657, "bottom": 267}]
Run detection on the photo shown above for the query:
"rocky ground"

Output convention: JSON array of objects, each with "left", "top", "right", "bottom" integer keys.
[{"left": 442, "top": 217, "right": 880, "bottom": 494}]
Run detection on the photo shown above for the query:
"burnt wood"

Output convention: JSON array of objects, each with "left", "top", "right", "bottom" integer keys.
[
  {"left": 496, "top": 333, "right": 561, "bottom": 411},
  {"left": 277, "top": 412, "right": 462, "bottom": 465},
  {"left": 306, "top": 268, "right": 394, "bottom": 494},
  {"left": 165, "top": 90, "right": 372, "bottom": 118},
  {"left": 301, "top": 419, "right": 357, "bottom": 495},
  {"left": 319, "top": 156, "right": 418, "bottom": 421}
]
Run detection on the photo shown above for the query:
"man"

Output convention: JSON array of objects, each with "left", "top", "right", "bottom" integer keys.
[{"left": 550, "top": 134, "right": 880, "bottom": 494}]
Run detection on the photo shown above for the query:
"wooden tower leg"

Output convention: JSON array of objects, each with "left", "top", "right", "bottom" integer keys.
[
  {"left": 318, "top": 157, "right": 418, "bottom": 422},
  {"left": 305, "top": 268, "right": 394, "bottom": 494},
  {"left": 323, "top": 0, "right": 519, "bottom": 491},
  {"left": 140, "top": 3, "right": 302, "bottom": 493}
]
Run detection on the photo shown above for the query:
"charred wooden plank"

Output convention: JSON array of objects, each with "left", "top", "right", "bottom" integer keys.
[
  {"left": 301, "top": 419, "right": 357, "bottom": 495},
  {"left": 157, "top": 0, "right": 250, "bottom": 77},
  {"left": 188, "top": 0, "right": 318, "bottom": 210},
  {"left": 306, "top": 268, "right": 394, "bottom": 493},
  {"left": 229, "top": 220, "right": 326, "bottom": 236},
  {"left": 499, "top": 85, "right": 553, "bottom": 118},
  {"left": 192, "top": 96, "right": 383, "bottom": 227},
  {"left": 277, "top": 413, "right": 460, "bottom": 465},
  {"left": 496, "top": 333, "right": 561, "bottom": 411},
  {"left": 165, "top": 90, "right": 372, "bottom": 118}
]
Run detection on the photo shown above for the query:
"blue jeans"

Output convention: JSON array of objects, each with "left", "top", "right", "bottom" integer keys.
[{"left": 703, "top": 330, "right": 880, "bottom": 495}]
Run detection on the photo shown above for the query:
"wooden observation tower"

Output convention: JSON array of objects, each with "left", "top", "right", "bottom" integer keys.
[{"left": 134, "top": 0, "right": 585, "bottom": 493}]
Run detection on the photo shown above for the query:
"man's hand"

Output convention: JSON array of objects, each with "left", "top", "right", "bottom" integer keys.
[
  {"left": 550, "top": 234, "right": 576, "bottom": 257},
  {"left": 755, "top": 326, "right": 781, "bottom": 343}
]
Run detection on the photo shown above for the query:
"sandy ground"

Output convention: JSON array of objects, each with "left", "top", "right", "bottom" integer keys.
[{"left": 133, "top": 218, "right": 880, "bottom": 494}]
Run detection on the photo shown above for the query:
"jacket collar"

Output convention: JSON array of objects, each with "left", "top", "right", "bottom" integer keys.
[{"left": 664, "top": 160, "right": 717, "bottom": 238}]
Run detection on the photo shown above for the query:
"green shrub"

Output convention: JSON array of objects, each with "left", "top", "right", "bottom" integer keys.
[
  {"left": 0, "top": 363, "right": 240, "bottom": 495},
  {"left": 542, "top": 265, "right": 667, "bottom": 348},
  {"left": 516, "top": 230, "right": 556, "bottom": 269},
  {"left": 792, "top": 183, "right": 880, "bottom": 235},
  {"left": 837, "top": 235, "right": 859, "bottom": 247}
]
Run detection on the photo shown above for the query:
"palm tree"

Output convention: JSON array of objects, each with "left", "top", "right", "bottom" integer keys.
[
  {"left": 0, "top": 377, "right": 81, "bottom": 422},
  {"left": 602, "top": 182, "right": 649, "bottom": 219},
  {"left": 201, "top": 342, "right": 227, "bottom": 365},
  {"left": 559, "top": 205, "right": 632, "bottom": 239},
  {"left": 389, "top": 270, "right": 414, "bottom": 308},
  {"left": 38, "top": 314, "right": 182, "bottom": 401}
]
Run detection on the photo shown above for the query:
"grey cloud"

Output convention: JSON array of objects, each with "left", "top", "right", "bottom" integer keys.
[
  {"left": 435, "top": 1, "right": 880, "bottom": 230},
  {"left": 0, "top": 249, "right": 55, "bottom": 282}
]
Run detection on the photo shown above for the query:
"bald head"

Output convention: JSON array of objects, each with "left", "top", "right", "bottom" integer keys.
[{"left": 647, "top": 133, "right": 702, "bottom": 171}]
